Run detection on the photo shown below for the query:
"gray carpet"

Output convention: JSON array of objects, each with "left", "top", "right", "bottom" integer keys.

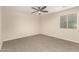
[{"left": 1, "top": 34, "right": 79, "bottom": 52}]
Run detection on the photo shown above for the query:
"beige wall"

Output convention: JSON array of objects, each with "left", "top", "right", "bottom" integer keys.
[
  {"left": 2, "top": 7, "right": 40, "bottom": 41},
  {"left": 0, "top": 7, "right": 2, "bottom": 49},
  {"left": 41, "top": 7, "right": 79, "bottom": 43}
]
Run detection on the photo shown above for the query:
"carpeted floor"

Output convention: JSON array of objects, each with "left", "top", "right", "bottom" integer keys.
[{"left": 1, "top": 34, "right": 79, "bottom": 52}]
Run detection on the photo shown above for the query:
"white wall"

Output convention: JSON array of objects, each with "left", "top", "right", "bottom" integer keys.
[
  {"left": 41, "top": 7, "right": 79, "bottom": 43},
  {"left": 2, "top": 7, "right": 40, "bottom": 41},
  {"left": 0, "top": 7, "right": 2, "bottom": 49}
]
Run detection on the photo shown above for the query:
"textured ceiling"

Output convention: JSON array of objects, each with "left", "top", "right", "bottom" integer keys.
[{"left": 15, "top": 6, "right": 76, "bottom": 15}]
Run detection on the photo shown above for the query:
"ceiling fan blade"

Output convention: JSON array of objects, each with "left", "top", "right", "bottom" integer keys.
[
  {"left": 32, "top": 7, "right": 38, "bottom": 11},
  {"left": 42, "top": 11, "right": 48, "bottom": 12},
  {"left": 32, "top": 11, "right": 38, "bottom": 14},
  {"left": 38, "top": 7, "right": 41, "bottom": 9},
  {"left": 40, "top": 6, "right": 47, "bottom": 10}
]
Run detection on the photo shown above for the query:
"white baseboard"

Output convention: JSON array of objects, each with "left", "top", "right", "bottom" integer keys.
[
  {"left": 3, "top": 33, "right": 79, "bottom": 44},
  {"left": 3, "top": 33, "right": 39, "bottom": 41},
  {"left": 42, "top": 33, "right": 79, "bottom": 44}
]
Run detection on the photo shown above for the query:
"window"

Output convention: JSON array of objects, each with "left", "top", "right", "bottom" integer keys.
[
  {"left": 60, "top": 14, "right": 77, "bottom": 29},
  {"left": 60, "top": 15, "right": 67, "bottom": 28},
  {"left": 68, "top": 14, "right": 77, "bottom": 29}
]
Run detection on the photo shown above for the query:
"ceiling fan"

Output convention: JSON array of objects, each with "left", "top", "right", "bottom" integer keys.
[{"left": 31, "top": 6, "right": 48, "bottom": 15}]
